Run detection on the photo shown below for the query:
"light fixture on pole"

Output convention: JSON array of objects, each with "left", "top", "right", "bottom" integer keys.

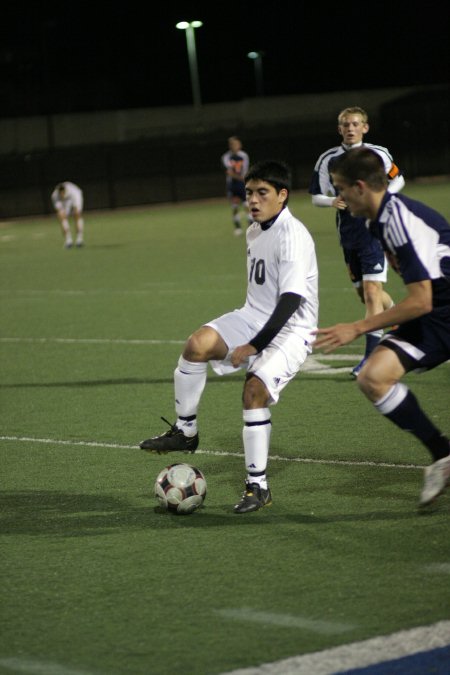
[
  {"left": 176, "top": 20, "right": 203, "bottom": 108},
  {"left": 247, "top": 51, "right": 264, "bottom": 97}
]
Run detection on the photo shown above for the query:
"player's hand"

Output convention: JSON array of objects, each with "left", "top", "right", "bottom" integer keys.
[
  {"left": 312, "top": 323, "right": 359, "bottom": 352},
  {"left": 332, "top": 196, "right": 347, "bottom": 210},
  {"left": 230, "top": 344, "right": 257, "bottom": 367}
]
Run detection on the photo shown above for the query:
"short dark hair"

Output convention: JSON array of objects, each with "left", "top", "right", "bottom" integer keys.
[
  {"left": 330, "top": 148, "right": 388, "bottom": 190},
  {"left": 245, "top": 160, "right": 291, "bottom": 192}
]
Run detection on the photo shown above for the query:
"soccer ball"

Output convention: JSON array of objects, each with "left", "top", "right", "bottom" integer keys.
[{"left": 154, "top": 463, "right": 207, "bottom": 515}]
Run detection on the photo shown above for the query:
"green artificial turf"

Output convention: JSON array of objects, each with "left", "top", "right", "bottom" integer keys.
[{"left": 1, "top": 183, "right": 449, "bottom": 675}]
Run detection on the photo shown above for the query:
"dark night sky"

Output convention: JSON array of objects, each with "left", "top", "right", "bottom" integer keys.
[{"left": 2, "top": 1, "right": 449, "bottom": 117}]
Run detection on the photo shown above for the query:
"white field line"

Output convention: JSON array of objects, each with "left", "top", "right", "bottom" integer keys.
[
  {"left": 2, "top": 336, "right": 449, "bottom": 361},
  {"left": 0, "top": 288, "right": 236, "bottom": 295},
  {"left": 0, "top": 338, "right": 359, "bottom": 375},
  {"left": 214, "top": 609, "right": 355, "bottom": 634},
  {"left": 219, "top": 619, "right": 450, "bottom": 675},
  {"left": 0, "top": 435, "right": 424, "bottom": 470},
  {"left": 0, "top": 336, "right": 185, "bottom": 345},
  {"left": 0, "top": 337, "right": 360, "bottom": 374},
  {"left": 0, "top": 658, "right": 102, "bottom": 675},
  {"left": 0, "top": 286, "right": 356, "bottom": 294},
  {"left": 4, "top": 338, "right": 448, "bottom": 370},
  {"left": 0, "top": 337, "right": 356, "bottom": 356},
  {"left": 423, "top": 562, "right": 450, "bottom": 574}
]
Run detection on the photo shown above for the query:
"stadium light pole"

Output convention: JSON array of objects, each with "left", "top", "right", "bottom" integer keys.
[
  {"left": 176, "top": 20, "right": 203, "bottom": 108},
  {"left": 247, "top": 51, "right": 264, "bottom": 97}
]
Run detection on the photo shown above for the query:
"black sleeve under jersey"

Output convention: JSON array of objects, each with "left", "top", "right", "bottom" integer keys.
[{"left": 249, "top": 292, "right": 302, "bottom": 353}]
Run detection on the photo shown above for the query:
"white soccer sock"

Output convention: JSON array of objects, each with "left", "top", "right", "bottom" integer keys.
[
  {"left": 374, "top": 382, "right": 408, "bottom": 415},
  {"left": 174, "top": 357, "right": 207, "bottom": 436},
  {"left": 243, "top": 408, "right": 271, "bottom": 488},
  {"left": 76, "top": 218, "right": 84, "bottom": 242},
  {"left": 62, "top": 219, "right": 72, "bottom": 242}
]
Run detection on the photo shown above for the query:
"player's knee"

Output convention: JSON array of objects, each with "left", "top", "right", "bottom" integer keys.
[
  {"left": 183, "top": 327, "right": 222, "bottom": 362},
  {"left": 183, "top": 332, "right": 207, "bottom": 361},
  {"left": 357, "top": 364, "right": 390, "bottom": 401},
  {"left": 242, "top": 375, "right": 269, "bottom": 408},
  {"left": 363, "top": 282, "right": 382, "bottom": 306}
]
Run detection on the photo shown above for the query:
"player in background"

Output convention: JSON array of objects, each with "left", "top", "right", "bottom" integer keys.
[
  {"left": 139, "top": 160, "right": 319, "bottom": 513},
  {"left": 309, "top": 107, "right": 405, "bottom": 377},
  {"left": 221, "top": 136, "right": 252, "bottom": 236},
  {"left": 313, "top": 148, "right": 450, "bottom": 507},
  {"left": 51, "top": 181, "right": 85, "bottom": 248}
]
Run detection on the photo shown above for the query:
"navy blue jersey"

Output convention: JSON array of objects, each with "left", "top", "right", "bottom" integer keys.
[
  {"left": 309, "top": 143, "right": 402, "bottom": 249},
  {"left": 374, "top": 193, "right": 450, "bottom": 370},
  {"left": 221, "top": 149, "right": 250, "bottom": 201},
  {"left": 370, "top": 193, "right": 450, "bottom": 307}
]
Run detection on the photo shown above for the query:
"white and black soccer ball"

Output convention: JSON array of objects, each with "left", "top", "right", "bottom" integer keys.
[{"left": 154, "top": 463, "right": 207, "bottom": 515}]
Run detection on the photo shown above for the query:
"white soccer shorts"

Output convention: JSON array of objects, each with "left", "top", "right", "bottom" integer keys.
[{"left": 206, "top": 307, "right": 310, "bottom": 404}]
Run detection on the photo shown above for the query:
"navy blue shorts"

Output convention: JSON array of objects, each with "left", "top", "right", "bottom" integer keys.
[
  {"left": 380, "top": 306, "right": 450, "bottom": 372},
  {"left": 343, "top": 240, "right": 387, "bottom": 284},
  {"left": 227, "top": 179, "right": 246, "bottom": 202}
]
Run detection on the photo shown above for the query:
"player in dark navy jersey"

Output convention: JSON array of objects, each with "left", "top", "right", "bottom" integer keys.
[
  {"left": 314, "top": 147, "right": 450, "bottom": 508},
  {"left": 221, "top": 136, "right": 252, "bottom": 236},
  {"left": 309, "top": 107, "right": 405, "bottom": 377}
]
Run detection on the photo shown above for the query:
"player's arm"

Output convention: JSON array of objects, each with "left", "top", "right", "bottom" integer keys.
[
  {"left": 387, "top": 172, "right": 405, "bottom": 194},
  {"left": 311, "top": 194, "right": 347, "bottom": 209},
  {"left": 312, "top": 280, "right": 432, "bottom": 352},
  {"left": 386, "top": 161, "right": 405, "bottom": 193},
  {"left": 230, "top": 292, "right": 301, "bottom": 367},
  {"left": 310, "top": 170, "right": 346, "bottom": 209}
]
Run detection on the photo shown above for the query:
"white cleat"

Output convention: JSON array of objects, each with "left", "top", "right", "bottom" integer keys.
[{"left": 419, "top": 455, "right": 450, "bottom": 506}]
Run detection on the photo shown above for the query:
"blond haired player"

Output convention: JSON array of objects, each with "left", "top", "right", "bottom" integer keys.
[{"left": 309, "top": 107, "right": 404, "bottom": 376}]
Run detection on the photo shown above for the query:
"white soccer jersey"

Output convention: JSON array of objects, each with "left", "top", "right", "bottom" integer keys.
[
  {"left": 51, "top": 181, "right": 83, "bottom": 214},
  {"left": 244, "top": 206, "right": 319, "bottom": 340}
]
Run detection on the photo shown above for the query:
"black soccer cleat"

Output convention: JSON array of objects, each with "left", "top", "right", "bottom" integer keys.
[
  {"left": 234, "top": 481, "right": 272, "bottom": 514},
  {"left": 139, "top": 417, "right": 199, "bottom": 454}
]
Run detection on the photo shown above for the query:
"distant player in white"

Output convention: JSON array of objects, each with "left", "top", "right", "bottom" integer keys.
[
  {"left": 221, "top": 136, "right": 252, "bottom": 235},
  {"left": 314, "top": 148, "right": 450, "bottom": 507},
  {"left": 140, "top": 160, "right": 319, "bottom": 513},
  {"left": 51, "top": 181, "right": 85, "bottom": 248}
]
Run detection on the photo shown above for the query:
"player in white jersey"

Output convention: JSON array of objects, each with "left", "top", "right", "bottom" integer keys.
[
  {"left": 221, "top": 136, "right": 252, "bottom": 236},
  {"left": 140, "top": 160, "right": 319, "bottom": 513},
  {"left": 314, "top": 148, "right": 450, "bottom": 507},
  {"left": 51, "top": 181, "right": 85, "bottom": 248},
  {"left": 309, "top": 107, "right": 405, "bottom": 376}
]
